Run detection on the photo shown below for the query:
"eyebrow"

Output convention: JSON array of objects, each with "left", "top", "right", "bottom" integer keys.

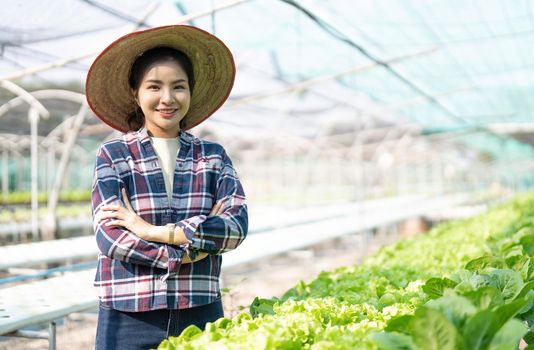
[{"left": 144, "top": 79, "right": 188, "bottom": 84}]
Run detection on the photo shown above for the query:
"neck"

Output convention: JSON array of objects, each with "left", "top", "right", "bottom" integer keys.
[{"left": 146, "top": 128, "right": 180, "bottom": 138}]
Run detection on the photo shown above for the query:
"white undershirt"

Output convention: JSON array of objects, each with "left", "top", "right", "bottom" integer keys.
[{"left": 150, "top": 137, "right": 180, "bottom": 205}]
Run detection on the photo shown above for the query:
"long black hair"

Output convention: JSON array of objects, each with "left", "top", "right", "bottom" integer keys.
[{"left": 127, "top": 46, "right": 195, "bottom": 131}]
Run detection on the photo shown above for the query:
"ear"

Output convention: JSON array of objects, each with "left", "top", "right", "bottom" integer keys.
[{"left": 131, "top": 88, "right": 139, "bottom": 105}]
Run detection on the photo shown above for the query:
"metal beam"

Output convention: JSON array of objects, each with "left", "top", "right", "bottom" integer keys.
[
  {"left": 229, "top": 47, "right": 437, "bottom": 106},
  {"left": 487, "top": 123, "right": 534, "bottom": 134}
]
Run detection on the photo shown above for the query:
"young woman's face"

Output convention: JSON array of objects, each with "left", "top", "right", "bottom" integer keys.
[{"left": 134, "top": 59, "right": 191, "bottom": 138}]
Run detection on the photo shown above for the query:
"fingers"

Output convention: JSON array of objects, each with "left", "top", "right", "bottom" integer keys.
[
  {"left": 99, "top": 205, "right": 125, "bottom": 214},
  {"left": 208, "top": 201, "right": 221, "bottom": 216},
  {"left": 100, "top": 204, "right": 121, "bottom": 211},
  {"left": 97, "top": 209, "right": 122, "bottom": 227},
  {"left": 208, "top": 200, "right": 223, "bottom": 217},
  {"left": 122, "top": 188, "right": 135, "bottom": 212},
  {"left": 104, "top": 219, "right": 124, "bottom": 227},
  {"left": 216, "top": 201, "right": 224, "bottom": 215},
  {"left": 208, "top": 203, "right": 217, "bottom": 217},
  {"left": 182, "top": 252, "right": 209, "bottom": 264},
  {"left": 98, "top": 209, "right": 123, "bottom": 222}
]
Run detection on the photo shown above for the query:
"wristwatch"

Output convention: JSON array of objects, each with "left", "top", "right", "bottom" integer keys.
[{"left": 166, "top": 223, "right": 176, "bottom": 245}]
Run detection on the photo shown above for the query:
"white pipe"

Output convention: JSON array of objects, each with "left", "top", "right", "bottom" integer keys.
[
  {"left": 0, "top": 80, "right": 49, "bottom": 119},
  {"left": 0, "top": 90, "right": 86, "bottom": 119}
]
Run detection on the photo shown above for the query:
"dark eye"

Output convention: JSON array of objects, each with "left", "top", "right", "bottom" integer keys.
[
  {"left": 174, "top": 85, "right": 186, "bottom": 90},
  {"left": 147, "top": 85, "right": 159, "bottom": 90}
]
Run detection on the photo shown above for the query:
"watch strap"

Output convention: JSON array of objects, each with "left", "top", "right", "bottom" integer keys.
[{"left": 166, "top": 223, "right": 176, "bottom": 245}]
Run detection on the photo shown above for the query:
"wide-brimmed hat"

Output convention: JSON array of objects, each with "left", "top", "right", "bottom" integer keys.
[{"left": 86, "top": 25, "right": 235, "bottom": 132}]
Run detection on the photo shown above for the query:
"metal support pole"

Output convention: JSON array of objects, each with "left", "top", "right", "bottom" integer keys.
[
  {"left": 44, "top": 104, "right": 88, "bottom": 240},
  {"left": 2, "top": 148, "right": 8, "bottom": 203},
  {"left": 49, "top": 321, "right": 57, "bottom": 350},
  {"left": 16, "top": 152, "right": 23, "bottom": 192},
  {"left": 29, "top": 108, "right": 39, "bottom": 241},
  {"left": 47, "top": 143, "right": 55, "bottom": 192}
]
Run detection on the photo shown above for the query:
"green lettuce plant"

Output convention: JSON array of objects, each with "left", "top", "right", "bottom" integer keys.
[{"left": 157, "top": 193, "right": 534, "bottom": 349}]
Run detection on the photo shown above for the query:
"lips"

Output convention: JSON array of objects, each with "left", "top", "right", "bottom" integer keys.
[{"left": 156, "top": 108, "right": 178, "bottom": 117}]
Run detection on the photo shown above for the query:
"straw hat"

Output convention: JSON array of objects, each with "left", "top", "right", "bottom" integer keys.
[{"left": 86, "top": 25, "right": 235, "bottom": 132}]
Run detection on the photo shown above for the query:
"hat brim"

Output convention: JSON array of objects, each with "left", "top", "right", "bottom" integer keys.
[{"left": 86, "top": 25, "right": 235, "bottom": 132}]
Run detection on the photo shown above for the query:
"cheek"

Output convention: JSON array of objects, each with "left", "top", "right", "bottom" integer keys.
[
  {"left": 138, "top": 94, "right": 157, "bottom": 108},
  {"left": 183, "top": 93, "right": 192, "bottom": 105}
]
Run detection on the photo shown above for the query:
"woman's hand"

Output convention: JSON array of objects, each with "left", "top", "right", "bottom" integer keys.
[
  {"left": 98, "top": 188, "right": 155, "bottom": 240},
  {"left": 208, "top": 199, "right": 224, "bottom": 217}
]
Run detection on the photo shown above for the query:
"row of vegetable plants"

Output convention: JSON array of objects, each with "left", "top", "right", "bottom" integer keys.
[
  {"left": 0, "top": 191, "right": 91, "bottom": 224},
  {"left": 0, "top": 204, "right": 91, "bottom": 224},
  {"left": 158, "top": 193, "right": 534, "bottom": 349},
  {"left": 0, "top": 190, "right": 91, "bottom": 205}
]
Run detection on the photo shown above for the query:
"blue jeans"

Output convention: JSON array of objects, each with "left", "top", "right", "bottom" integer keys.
[{"left": 95, "top": 299, "right": 224, "bottom": 350}]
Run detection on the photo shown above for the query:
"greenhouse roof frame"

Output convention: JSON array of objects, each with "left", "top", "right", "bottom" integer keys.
[{"left": 0, "top": 0, "right": 532, "bottom": 161}]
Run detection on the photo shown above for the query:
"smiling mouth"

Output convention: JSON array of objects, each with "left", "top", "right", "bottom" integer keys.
[{"left": 156, "top": 108, "right": 178, "bottom": 116}]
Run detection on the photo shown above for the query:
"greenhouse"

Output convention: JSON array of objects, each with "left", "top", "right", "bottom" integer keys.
[{"left": 0, "top": 0, "right": 534, "bottom": 349}]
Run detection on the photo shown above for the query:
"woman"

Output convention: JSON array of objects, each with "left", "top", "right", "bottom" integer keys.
[{"left": 86, "top": 25, "right": 248, "bottom": 349}]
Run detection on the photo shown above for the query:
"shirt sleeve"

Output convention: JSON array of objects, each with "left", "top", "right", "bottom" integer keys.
[
  {"left": 92, "top": 145, "right": 183, "bottom": 277},
  {"left": 176, "top": 149, "right": 248, "bottom": 255}
]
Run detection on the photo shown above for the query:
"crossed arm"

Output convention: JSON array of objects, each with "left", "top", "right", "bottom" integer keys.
[
  {"left": 93, "top": 145, "right": 247, "bottom": 269},
  {"left": 97, "top": 188, "right": 223, "bottom": 263}
]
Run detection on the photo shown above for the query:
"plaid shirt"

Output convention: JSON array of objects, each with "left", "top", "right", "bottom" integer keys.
[{"left": 92, "top": 127, "right": 248, "bottom": 312}]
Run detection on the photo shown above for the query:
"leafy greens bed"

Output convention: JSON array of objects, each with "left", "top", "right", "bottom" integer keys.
[{"left": 158, "top": 193, "right": 534, "bottom": 349}]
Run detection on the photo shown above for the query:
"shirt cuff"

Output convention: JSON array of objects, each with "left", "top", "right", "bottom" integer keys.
[
  {"left": 176, "top": 215, "right": 207, "bottom": 242},
  {"left": 161, "top": 245, "right": 183, "bottom": 282},
  {"left": 182, "top": 243, "right": 200, "bottom": 261},
  {"left": 175, "top": 215, "right": 207, "bottom": 263}
]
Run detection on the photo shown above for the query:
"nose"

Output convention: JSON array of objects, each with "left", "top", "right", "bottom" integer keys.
[{"left": 160, "top": 88, "right": 174, "bottom": 105}]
